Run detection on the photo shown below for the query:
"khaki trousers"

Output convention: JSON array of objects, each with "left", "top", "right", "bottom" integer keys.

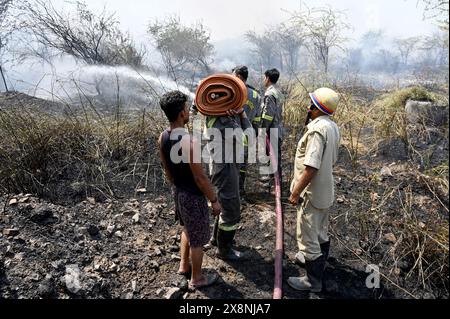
[{"left": 297, "top": 197, "right": 330, "bottom": 261}]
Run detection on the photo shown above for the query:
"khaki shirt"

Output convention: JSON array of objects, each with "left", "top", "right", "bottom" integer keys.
[{"left": 290, "top": 116, "right": 340, "bottom": 209}]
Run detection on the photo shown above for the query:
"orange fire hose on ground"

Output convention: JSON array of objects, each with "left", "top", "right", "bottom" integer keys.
[
  {"left": 195, "top": 74, "right": 247, "bottom": 116},
  {"left": 266, "top": 136, "right": 284, "bottom": 299}
]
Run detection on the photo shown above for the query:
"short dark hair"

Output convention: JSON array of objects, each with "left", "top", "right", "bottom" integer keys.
[
  {"left": 159, "top": 91, "right": 188, "bottom": 122},
  {"left": 232, "top": 65, "right": 248, "bottom": 81},
  {"left": 264, "top": 68, "right": 280, "bottom": 84}
]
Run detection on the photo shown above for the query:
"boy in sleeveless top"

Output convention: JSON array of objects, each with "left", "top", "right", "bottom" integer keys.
[{"left": 158, "top": 91, "right": 221, "bottom": 289}]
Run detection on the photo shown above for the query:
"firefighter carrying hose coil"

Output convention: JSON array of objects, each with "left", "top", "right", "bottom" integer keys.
[{"left": 200, "top": 75, "right": 252, "bottom": 261}]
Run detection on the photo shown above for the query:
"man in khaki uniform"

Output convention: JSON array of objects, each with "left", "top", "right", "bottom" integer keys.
[{"left": 287, "top": 87, "right": 340, "bottom": 292}]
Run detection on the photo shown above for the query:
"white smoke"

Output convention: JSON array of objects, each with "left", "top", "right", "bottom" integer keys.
[
  {"left": 3, "top": 55, "right": 194, "bottom": 109},
  {"left": 211, "top": 58, "right": 240, "bottom": 73}
]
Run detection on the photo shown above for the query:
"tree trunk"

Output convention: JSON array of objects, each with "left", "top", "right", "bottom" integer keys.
[{"left": 0, "top": 65, "right": 8, "bottom": 92}]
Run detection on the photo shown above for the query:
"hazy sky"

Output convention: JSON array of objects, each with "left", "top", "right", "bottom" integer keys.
[
  {"left": 77, "top": 0, "right": 438, "bottom": 42},
  {"left": 3, "top": 0, "right": 444, "bottom": 96}
]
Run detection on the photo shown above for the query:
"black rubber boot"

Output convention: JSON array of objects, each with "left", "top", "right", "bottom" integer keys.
[
  {"left": 305, "top": 255, "right": 326, "bottom": 292},
  {"left": 296, "top": 241, "right": 329, "bottom": 268},
  {"left": 320, "top": 241, "right": 331, "bottom": 262},
  {"left": 239, "top": 172, "right": 246, "bottom": 196},
  {"left": 217, "top": 229, "right": 244, "bottom": 261},
  {"left": 287, "top": 255, "right": 326, "bottom": 292}
]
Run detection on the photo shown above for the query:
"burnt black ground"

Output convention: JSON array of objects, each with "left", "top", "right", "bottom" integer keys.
[{"left": 1, "top": 153, "right": 447, "bottom": 299}]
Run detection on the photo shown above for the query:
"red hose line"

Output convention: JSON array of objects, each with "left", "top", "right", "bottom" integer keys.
[{"left": 266, "top": 136, "right": 283, "bottom": 299}]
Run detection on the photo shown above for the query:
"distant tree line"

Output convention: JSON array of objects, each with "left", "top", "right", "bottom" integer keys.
[
  {"left": 243, "top": 2, "right": 448, "bottom": 78},
  {"left": 0, "top": 0, "right": 448, "bottom": 93}
]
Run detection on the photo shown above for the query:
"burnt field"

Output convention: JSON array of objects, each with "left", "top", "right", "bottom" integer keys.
[{"left": 0, "top": 87, "right": 448, "bottom": 299}]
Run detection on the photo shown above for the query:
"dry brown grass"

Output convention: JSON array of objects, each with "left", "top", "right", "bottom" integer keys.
[{"left": 0, "top": 102, "right": 165, "bottom": 202}]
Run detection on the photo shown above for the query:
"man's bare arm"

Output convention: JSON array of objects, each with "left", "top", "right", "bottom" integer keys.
[{"left": 158, "top": 133, "right": 174, "bottom": 184}]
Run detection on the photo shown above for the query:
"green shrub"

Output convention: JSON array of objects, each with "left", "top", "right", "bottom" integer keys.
[{"left": 376, "top": 86, "right": 435, "bottom": 111}]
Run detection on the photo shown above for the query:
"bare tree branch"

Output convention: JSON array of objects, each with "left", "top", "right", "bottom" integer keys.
[
  {"left": 420, "top": 0, "right": 449, "bottom": 30},
  {"left": 19, "top": 0, "right": 145, "bottom": 67},
  {"left": 395, "top": 36, "right": 422, "bottom": 66},
  {"left": 244, "top": 28, "right": 280, "bottom": 70},
  {"left": 291, "top": 5, "right": 351, "bottom": 74},
  {"left": 0, "top": 0, "right": 14, "bottom": 91},
  {"left": 148, "top": 15, "right": 214, "bottom": 86}
]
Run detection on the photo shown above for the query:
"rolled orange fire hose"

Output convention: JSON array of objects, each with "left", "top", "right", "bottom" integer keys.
[
  {"left": 266, "top": 136, "right": 284, "bottom": 299},
  {"left": 195, "top": 74, "right": 247, "bottom": 116}
]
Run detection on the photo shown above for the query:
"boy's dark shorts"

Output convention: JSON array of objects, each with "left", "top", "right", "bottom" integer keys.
[{"left": 174, "top": 188, "right": 210, "bottom": 248}]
